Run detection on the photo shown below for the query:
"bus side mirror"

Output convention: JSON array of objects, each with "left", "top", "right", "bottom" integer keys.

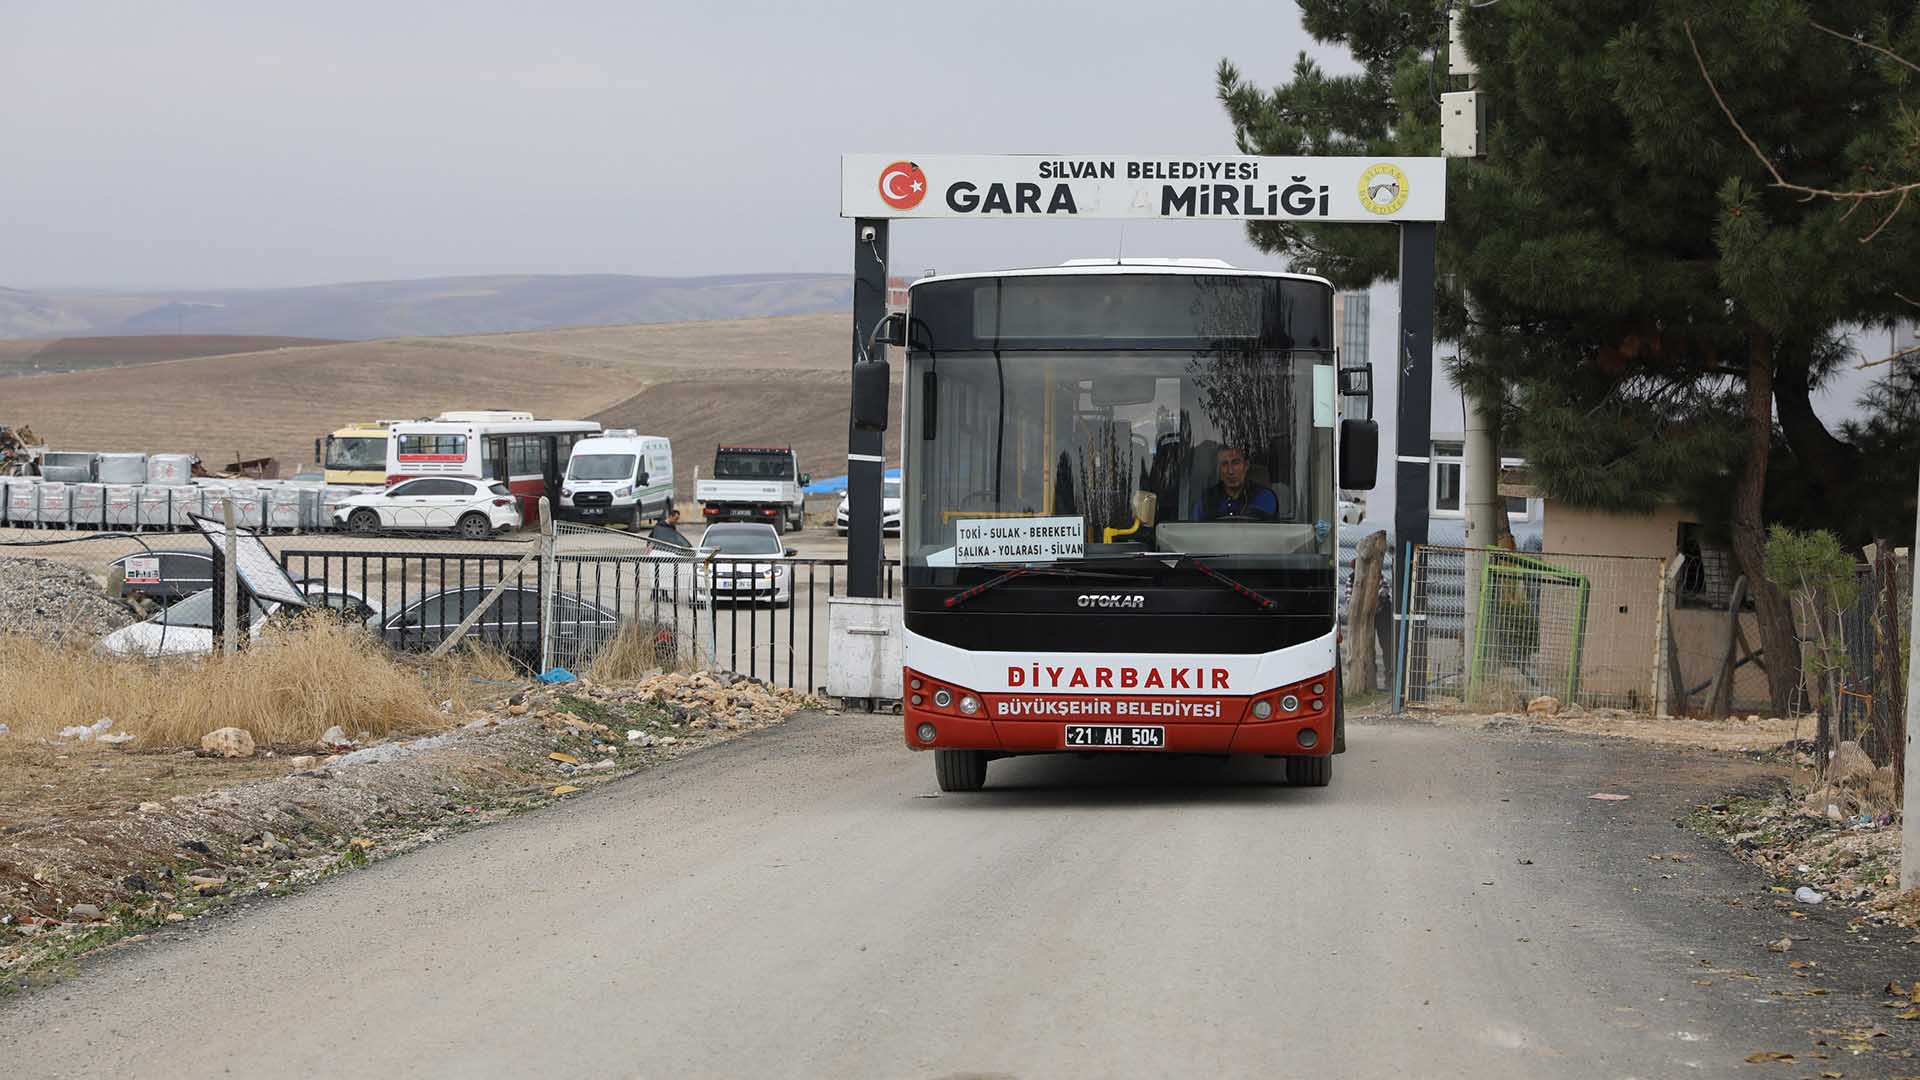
[
  {"left": 1339, "top": 419, "right": 1379, "bottom": 491},
  {"left": 852, "top": 361, "right": 890, "bottom": 432}
]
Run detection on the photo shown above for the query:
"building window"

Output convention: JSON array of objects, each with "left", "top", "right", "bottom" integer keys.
[
  {"left": 1431, "top": 441, "right": 1464, "bottom": 516},
  {"left": 1433, "top": 441, "right": 1536, "bottom": 523}
]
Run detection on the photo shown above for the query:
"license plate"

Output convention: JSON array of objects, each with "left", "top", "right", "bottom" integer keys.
[
  {"left": 581, "top": 508, "right": 604, "bottom": 516},
  {"left": 1063, "top": 725, "right": 1165, "bottom": 749}
]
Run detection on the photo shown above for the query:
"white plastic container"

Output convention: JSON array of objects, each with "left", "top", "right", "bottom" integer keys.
[
  {"left": 147, "top": 454, "right": 195, "bottom": 486},
  {"left": 105, "top": 484, "right": 140, "bottom": 527},
  {"left": 69, "top": 483, "right": 106, "bottom": 528},
  {"left": 267, "top": 485, "right": 305, "bottom": 531},
  {"left": 34, "top": 482, "right": 71, "bottom": 527},
  {"left": 3, "top": 479, "right": 34, "bottom": 527}
]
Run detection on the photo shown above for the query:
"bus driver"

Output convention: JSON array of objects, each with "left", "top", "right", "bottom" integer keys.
[{"left": 1193, "top": 445, "right": 1281, "bottom": 521}]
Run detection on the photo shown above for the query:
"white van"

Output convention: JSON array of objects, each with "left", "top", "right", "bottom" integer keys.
[{"left": 559, "top": 432, "right": 674, "bottom": 527}]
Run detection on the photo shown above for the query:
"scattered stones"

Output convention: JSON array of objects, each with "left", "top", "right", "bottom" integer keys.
[
  {"left": 506, "top": 702, "right": 529, "bottom": 716},
  {"left": 165, "top": 912, "right": 186, "bottom": 923},
  {"left": 97, "top": 732, "right": 135, "bottom": 745},
  {"left": 288, "top": 756, "right": 317, "bottom": 770},
  {"left": 67, "top": 903, "right": 103, "bottom": 921},
  {"left": 1526, "top": 695, "right": 1560, "bottom": 716},
  {"left": 319, "top": 726, "right": 353, "bottom": 749},
  {"left": 1767, "top": 936, "right": 1793, "bottom": 953},
  {"left": 137, "top": 801, "right": 163, "bottom": 813},
  {"left": 199, "top": 727, "right": 256, "bottom": 759},
  {"left": 0, "top": 557, "right": 138, "bottom": 644}
]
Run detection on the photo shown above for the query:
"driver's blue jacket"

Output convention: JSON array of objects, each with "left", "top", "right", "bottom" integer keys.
[{"left": 1192, "top": 483, "right": 1280, "bottom": 521}]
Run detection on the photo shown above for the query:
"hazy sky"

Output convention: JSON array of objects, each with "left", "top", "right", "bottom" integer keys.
[{"left": 4, "top": 0, "right": 1347, "bottom": 290}]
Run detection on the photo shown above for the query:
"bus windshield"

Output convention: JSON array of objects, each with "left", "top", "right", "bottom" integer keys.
[
  {"left": 905, "top": 348, "right": 1335, "bottom": 571},
  {"left": 324, "top": 435, "right": 388, "bottom": 470}
]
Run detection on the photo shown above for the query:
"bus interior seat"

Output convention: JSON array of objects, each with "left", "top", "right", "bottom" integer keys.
[{"left": 1186, "top": 438, "right": 1221, "bottom": 518}]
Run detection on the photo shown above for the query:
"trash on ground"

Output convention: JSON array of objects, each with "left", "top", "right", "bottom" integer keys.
[
  {"left": 1588, "top": 792, "right": 1630, "bottom": 801},
  {"left": 1794, "top": 886, "right": 1826, "bottom": 905},
  {"left": 536, "top": 667, "right": 577, "bottom": 684}
]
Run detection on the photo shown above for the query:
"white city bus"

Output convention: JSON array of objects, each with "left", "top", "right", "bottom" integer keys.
[
  {"left": 889, "top": 260, "right": 1377, "bottom": 791},
  {"left": 385, "top": 411, "right": 601, "bottom": 523}
]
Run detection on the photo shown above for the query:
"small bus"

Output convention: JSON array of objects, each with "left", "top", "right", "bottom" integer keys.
[{"left": 386, "top": 411, "right": 601, "bottom": 522}]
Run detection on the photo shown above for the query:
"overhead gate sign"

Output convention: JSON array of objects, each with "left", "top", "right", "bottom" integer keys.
[{"left": 841, "top": 154, "right": 1445, "bottom": 222}]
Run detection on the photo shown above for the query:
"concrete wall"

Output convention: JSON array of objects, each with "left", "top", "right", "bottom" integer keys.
[{"left": 1543, "top": 502, "right": 1690, "bottom": 560}]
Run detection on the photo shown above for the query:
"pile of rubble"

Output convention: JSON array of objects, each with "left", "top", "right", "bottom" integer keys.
[
  {"left": 0, "top": 557, "right": 135, "bottom": 644},
  {"left": 1694, "top": 739, "right": 1918, "bottom": 930}
]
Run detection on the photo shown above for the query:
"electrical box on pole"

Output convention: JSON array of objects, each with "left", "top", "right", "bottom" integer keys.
[
  {"left": 1448, "top": 7, "right": 1479, "bottom": 76},
  {"left": 1441, "top": 92, "right": 1485, "bottom": 158}
]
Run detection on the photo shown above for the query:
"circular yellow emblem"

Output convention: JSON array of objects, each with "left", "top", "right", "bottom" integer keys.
[{"left": 1357, "top": 163, "right": 1410, "bottom": 215}]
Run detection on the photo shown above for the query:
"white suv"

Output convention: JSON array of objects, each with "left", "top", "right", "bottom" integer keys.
[{"left": 335, "top": 478, "right": 523, "bottom": 538}]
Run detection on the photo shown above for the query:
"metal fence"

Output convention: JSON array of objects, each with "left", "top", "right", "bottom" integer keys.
[
  {"left": 1399, "top": 545, "right": 1666, "bottom": 712},
  {"left": 1836, "top": 553, "right": 1911, "bottom": 757},
  {"left": 547, "top": 521, "right": 897, "bottom": 690}
]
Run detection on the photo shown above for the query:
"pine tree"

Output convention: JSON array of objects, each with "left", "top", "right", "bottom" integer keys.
[{"left": 1220, "top": 0, "right": 1920, "bottom": 713}]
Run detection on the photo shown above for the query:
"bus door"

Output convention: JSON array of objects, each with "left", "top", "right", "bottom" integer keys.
[
  {"left": 485, "top": 437, "right": 510, "bottom": 482},
  {"left": 540, "top": 435, "right": 564, "bottom": 510}
]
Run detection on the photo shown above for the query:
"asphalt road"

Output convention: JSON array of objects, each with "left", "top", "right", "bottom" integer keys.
[{"left": 4, "top": 716, "right": 1914, "bottom": 1079}]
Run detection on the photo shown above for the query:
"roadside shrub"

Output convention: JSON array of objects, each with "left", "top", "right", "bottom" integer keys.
[
  {"left": 0, "top": 617, "right": 447, "bottom": 747},
  {"left": 584, "top": 619, "right": 692, "bottom": 682}
]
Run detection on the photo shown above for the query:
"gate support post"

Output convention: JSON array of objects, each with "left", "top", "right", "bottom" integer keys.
[{"left": 847, "top": 217, "right": 889, "bottom": 599}]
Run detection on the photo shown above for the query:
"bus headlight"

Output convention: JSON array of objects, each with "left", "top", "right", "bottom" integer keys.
[
  {"left": 959, "top": 695, "right": 980, "bottom": 715},
  {"left": 1251, "top": 699, "right": 1273, "bottom": 720},
  {"left": 916, "top": 722, "right": 937, "bottom": 744},
  {"left": 1280, "top": 694, "right": 1301, "bottom": 713},
  {"left": 932, "top": 689, "right": 953, "bottom": 709}
]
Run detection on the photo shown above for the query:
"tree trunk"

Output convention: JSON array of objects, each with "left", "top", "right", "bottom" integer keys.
[
  {"left": 1727, "top": 331, "right": 1802, "bottom": 715},
  {"left": 1345, "top": 530, "right": 1388, "bottom": 695},
  {"left": 1773, "top": 351, "right": 1860, "bottom": 491}
]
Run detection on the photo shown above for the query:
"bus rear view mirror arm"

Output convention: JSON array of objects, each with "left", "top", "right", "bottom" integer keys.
[{"left": 1339, "top": 419, "right": 1379, "bottom": 491}]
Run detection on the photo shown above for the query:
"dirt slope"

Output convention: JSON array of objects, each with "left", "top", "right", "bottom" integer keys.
[{"left": 0, "top": 314, "right": 867, "bottom": 478}]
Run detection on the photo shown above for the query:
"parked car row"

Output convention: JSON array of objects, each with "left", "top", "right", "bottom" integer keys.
[{"left": 97, "top": 521, "right": 798, "bottom": 664}]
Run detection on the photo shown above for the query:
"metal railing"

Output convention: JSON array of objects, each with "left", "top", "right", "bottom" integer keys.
[{"left": 1399, "top": 545, "right": 1665, "bottom": 713}]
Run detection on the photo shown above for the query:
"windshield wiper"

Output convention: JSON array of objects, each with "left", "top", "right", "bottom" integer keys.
[
  {"left": 941, "top": 563, "right": 1139, "bottom": 609},
  {"left": 1178, "top": 555, "right": 1281, "bottom": 611}
]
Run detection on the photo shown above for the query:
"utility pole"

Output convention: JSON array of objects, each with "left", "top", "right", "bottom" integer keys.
[{"left": 1903, "top": 464, "right": 1919, "bottom": 889}]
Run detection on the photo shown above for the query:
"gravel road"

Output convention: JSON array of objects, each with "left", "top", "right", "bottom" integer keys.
[{"left": 4, "top": 716, "right": 1914, "bottom": 1078}]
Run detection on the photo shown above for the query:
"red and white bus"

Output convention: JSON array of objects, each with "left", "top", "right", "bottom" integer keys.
[
  {"left": 386, "top": 411, "right": 601, "bottom": 522},
  {"left": 887, "top": 260, "right": 1378, "bottom": 791}
]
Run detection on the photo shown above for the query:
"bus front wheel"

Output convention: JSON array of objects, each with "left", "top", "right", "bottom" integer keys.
[
  {"left": 1285, "top": 755, "right": 1332, "bottom": 787},
  {"left": 934, "top": 749, "right": 988, "bottom": 792}
]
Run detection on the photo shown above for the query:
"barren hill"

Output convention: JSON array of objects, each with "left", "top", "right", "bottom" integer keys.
[
  {"left": 0, "top": 273, "right": 850, "bottom": 340},
  {"left": 1, "top": 313, "right": 899, "bottom": 495}
]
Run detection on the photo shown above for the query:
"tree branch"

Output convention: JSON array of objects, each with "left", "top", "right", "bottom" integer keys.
[
  {"left": 1685, "top": 19, "right": 1920, "bottom": 243},
  {"left": 1859, "top": 342, "right": 1920, "bottom": 369},
  {"left": 1809, "top": 19, "right": 1920, "bottom": 77}
]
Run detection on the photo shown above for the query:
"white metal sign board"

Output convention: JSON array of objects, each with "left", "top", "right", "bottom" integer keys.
[
  {"left": 954, "top": 516, "right": 1085, "bottom": 565},
  {"left": 123, "top": 556, "right": 161, "bottom": 585},
  {"left": 842, "top": 155, "right": 1445, "bottom": 222}
]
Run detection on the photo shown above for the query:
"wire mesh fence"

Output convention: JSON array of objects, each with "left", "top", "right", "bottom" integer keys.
[{"left": 1399, "top": 545, "right": 1666, "bottom": 713}]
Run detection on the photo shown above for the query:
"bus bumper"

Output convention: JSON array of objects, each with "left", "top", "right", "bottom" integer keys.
[{"left": 901, "top": 673, "right": 1335, "bottom": 757}]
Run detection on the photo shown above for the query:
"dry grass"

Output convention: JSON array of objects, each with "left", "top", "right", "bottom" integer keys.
[
  {"left": 583, "top": 620, "right": 693, "bottom": 682},
  {"left": 0, "top": 617, "right": 464, "bottom": 748}
]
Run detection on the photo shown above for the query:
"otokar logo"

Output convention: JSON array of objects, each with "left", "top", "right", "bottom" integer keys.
[{"left": 1077, "top": 594, "right": 1146, "bottom": 609}]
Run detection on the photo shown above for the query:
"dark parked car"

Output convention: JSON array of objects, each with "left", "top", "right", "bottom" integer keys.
[
  {"left": 376, "top": 585, "right": 617, "bottom": 665},
  {"left": 108, "top": 550, "right": 214, "bottom": 605}
]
